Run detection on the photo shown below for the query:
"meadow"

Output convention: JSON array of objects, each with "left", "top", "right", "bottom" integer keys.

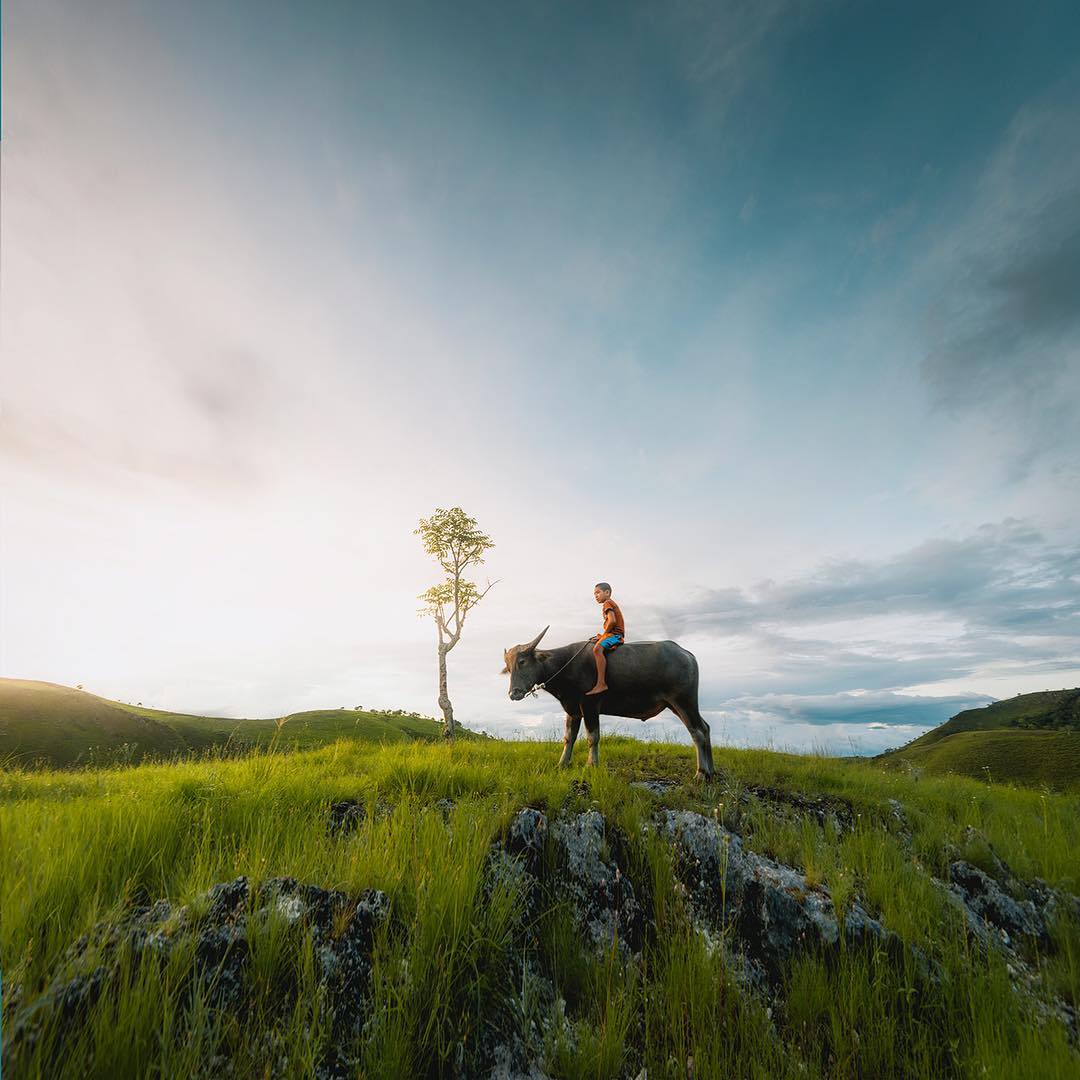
[
  {"left": 875, "top": 688, "right": 1080, "bottom": 793},
  {"left": 0, "top": 679, "right": 453, "bottom": 768},
  {"left": 877, "top": 728, "right": 1080, "bottom": 792},
  {"left": 2, "top": 733, "right": 1078, "bottom": 1078}
]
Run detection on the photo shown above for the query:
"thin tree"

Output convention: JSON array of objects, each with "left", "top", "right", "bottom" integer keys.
[{"left": 415, "top": 507, "right": 496, "bottom": 740}]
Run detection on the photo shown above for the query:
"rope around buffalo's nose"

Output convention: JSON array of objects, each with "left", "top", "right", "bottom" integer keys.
[{"left": 526, "top": 639, "right": 597, "bottom": 697}]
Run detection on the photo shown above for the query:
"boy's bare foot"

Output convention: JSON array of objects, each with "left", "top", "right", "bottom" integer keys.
[{"left": 585, "top": 684, "right": 607, "bottom": 695}]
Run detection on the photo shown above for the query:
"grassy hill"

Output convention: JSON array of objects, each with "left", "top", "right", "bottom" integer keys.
[
  {"left": 878, "top": 728, "right": 1080, "bottom": 792},
  {"left": 2, "top": 737, "right": 1077, "bottom": 1078},
  {"left": 895, "top": 688, "right": 1080, "bottom": 750},
  {"left": 0, "top": 679, "right": 452, "bottom": 768},
  {"left": 877, "top": 688, "right": 1080, "bottom": 792}
]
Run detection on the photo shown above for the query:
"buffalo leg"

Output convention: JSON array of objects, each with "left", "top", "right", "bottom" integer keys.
[
  {"left": 558, "top": 712, "right": 582, "bottom": 767},
  {"left": 582, "top": 704, "right": 601, "bottom": 767},
  {"left": 669, "top": 700, "right": 714, "bottom": 779}
]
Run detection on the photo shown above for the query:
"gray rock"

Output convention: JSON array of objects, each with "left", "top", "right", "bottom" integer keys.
[
  {"left": 551, "top": 810, "right": 646, "bottom": 957},
  {"left": 476, "top": 809, "right": 570, "bottom": 1080},
  {"left": 656, "top": 809, "right": 905, "bottom": 985},
  {"left": 948, "top": 861, "right": 1048, "bottom": 946},
  {"left": 630, "top": 779, "right": 679, "bottom": 796},
  {"left": 507, "top": 807, "right": 548, "bottom": 876},
  {"left": 7, "top": 876, "right": 389, "bottom": 1079},
  {"left": 327, "top": 800, "right": 366, "bottom": 836}
]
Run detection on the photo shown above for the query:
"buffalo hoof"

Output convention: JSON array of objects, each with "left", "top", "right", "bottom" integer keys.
[{"left": 694, "top": 770, "right": 714, "bottom": 783}]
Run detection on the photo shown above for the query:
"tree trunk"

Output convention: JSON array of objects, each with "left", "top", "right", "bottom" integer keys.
[{"left": 437, "top": 641, "right": 456, "bottom": 740}]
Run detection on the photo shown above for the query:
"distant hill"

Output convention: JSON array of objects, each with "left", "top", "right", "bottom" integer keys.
[
  {"left": 0, "top": 679, "right": 457, "bottom": 768},
  {"left": 877, "top": 687, "right": 1080, "bottom": 792}
]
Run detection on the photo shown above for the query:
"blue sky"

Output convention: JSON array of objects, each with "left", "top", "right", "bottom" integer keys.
[{"left": 3, "top": 0, "right": 1079, "bottom": 752}]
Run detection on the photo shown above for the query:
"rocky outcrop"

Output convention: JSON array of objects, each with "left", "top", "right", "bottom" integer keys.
[
  {"left": 475, "top": 807, "right": 649, "bottom": 1079},
  {"left": 935, "top": 827, "right": 1080, "bottom": 1035},
  {"left": 476, "top": 809, "right": 563, "bottom": 1080},
  {"left": 326, "top": 797, "right": 394, "bottom": 836},
  {"left": 8, "top": 876, "right": 389, "bottom": 1080},
  {"left": 742, "top": 785, "right": 856, "bottom": 835},
  {"left": 550, "top": 810, "right": 646, "bottom": 958},
  {"left": 656, "top": 809, "right": 907, "bottom": 988},
  {"left": 328, "top": 799, "right": 366, "bottom": 836},
  {"left": 948, "top": 860, "right": 1050, "bottom": 948}
]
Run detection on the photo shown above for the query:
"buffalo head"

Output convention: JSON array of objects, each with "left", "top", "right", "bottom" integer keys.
[{"left": 501, "top": 625, "right": 549, "bottom": 700}]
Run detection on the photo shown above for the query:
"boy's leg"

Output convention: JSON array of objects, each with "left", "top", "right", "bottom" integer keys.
[{"left": 586, "top": 640, "right": 609, "bottom": 695}]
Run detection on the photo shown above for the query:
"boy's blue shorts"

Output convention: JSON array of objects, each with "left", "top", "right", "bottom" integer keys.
[{"left": 597, "top": 634, "right": 623, "bottom": 650}]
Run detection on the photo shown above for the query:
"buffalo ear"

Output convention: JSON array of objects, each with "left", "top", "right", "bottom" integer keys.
[{"left": 521, "top": 625, "right": 549, "bottom": 653}]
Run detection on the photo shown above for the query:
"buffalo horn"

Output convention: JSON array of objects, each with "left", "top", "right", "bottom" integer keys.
[{"left": 521, "top": 625, "right": 550, "bottom": 652}]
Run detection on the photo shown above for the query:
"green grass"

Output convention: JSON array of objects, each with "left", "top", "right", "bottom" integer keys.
[
  {"left": 0, "top": 679, "right": 457, "bottom": 768},
  {"left": 875, "top": 687, "right": 1080, "bottom": 792},
  {"left": 2, "top": 734, "right": 1078, "bottom": 1078},
  {"left": 878, "top": 728, "right": 1080, "bottom": 793},
  {"left": 892, "top": 688, "right": 1080, "bottom": 752}
]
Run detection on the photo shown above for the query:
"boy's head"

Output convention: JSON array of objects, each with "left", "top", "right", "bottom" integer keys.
[{"left": 593, "top": 582, "right": 612, "bottom": 603}]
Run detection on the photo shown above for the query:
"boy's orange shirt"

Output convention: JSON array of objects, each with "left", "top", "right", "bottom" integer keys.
[{"left": 600, "top": 598, "right": 625, "bottom": 638}]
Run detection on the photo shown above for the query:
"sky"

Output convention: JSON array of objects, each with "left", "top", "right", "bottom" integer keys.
[{"left": 3, "top": 0, "right": 1079, "bottom": 755}]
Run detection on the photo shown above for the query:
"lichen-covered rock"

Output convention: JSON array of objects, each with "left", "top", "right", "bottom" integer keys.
[
  {"left": 476, "top": 809, "right": 570, "bottom": 1080},
  {"left": 551, "top": 810, "right": 645, "bottom": 957},
  {"left": 485, "top": 808, "right": 549, "bottom": 932},
  {"left": 1026, "top": 878, "right": 1080, "bottom": 927},
  {"left": 886, "top": 799, "right": 913, "bottom": 846},
  {"left": 487, "top": 1041, "right": 554, "bottom": 1080},
  {"left": 328, "top": 800, "right": 366, "bottom": 836},
  {"left": 656, "top": 809, "right": 902, "bottom": 985},
  {"left": 630, "top": 779, "right": 679, "bottom": 796},
  {"left": 932, "top": 851, "right": 1079, "bottom": 1036},
  {"left": 948, "top": 861, "right": 1049, "bottom": 947},
  {"left": 256, "top": 877, "right": 389, "bottom": 1048},
  {"left": 507, "top": 807, "right": 548, "bottom": 877},
  {"left": 7, "top": 876, "right": 389, "bottom": 1079}
]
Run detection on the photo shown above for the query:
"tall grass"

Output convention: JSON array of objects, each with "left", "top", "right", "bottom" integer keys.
[{"left": 2, "top": 735, "right": 1077, "bottom": 1077}]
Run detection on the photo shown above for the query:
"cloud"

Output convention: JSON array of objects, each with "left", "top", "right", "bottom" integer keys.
[
  {"left": 651, "top": 519, "right": 1080, "bottom": 696},
  {"left": 713, "top": 689, "right": 993, "bottom": 728},
  {"left": 663, "top": 519, "right": 1079, "bottom": 632},
  {"left": 919, "top": 85, "right": 1080, "bottom": 478}
]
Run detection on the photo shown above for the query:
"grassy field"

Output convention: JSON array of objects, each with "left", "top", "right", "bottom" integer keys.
[
  {"left": 0, "top": 679, "right": 452, "bottom": 767},
  {"left": 890, "top": 688, "right": 1080, "bottom": 751},
  {"left": 878, "top": 728, "right": 1080, "bottom": 793},
  {"left": 876, "top": 687, "right": 1080, "bottom": 792},
  {"left": 2, "top": 733, "right": 1078, "bottom": 1078}
]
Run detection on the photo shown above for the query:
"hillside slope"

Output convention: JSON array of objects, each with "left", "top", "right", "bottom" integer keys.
[
  {"left": 0, "top": 679, "right": 450, "bottom": 767},
  {"left": 879, "top": 728, "right": 1080, "bottom": 792},
  {"left": 876, "top": 687, "right": 1080, "bottom": 791},
  {"left": 899, "top": 688, "right": 1080, "bottom": 751}
]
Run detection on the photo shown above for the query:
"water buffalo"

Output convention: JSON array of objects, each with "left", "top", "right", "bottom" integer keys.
[{"left": 502, "top": 626, "right": 715, "bottom": 778}]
